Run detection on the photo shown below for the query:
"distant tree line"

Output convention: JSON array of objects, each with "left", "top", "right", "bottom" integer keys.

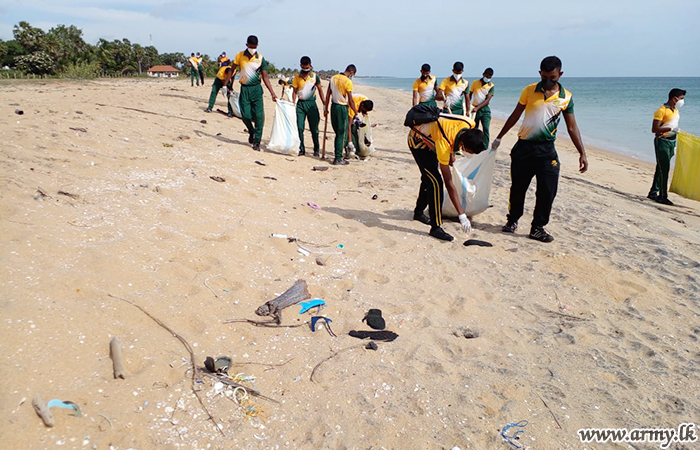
[{"left": 0, "top": 21, "right": 339, "bottom": 79}]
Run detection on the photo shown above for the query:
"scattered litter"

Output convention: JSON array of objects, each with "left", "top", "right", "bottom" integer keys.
[
  {"left": 349, "top": 330, "right": 398, "bottom": 342},
  {"left": 311, "top": 316, "right": 337, "bottom": 337},
  {"left": 210, "top": 176, "right": 226, "bottom": 183},
  {"left": 57, "top": 190, "right": 79, "bottom": 199},
  {"left": 299, "top": 299, "right": 326, "bottom": 314},
  {"left": 365, "top": 341, "right": 378, "bottom": 351},
  {"left": 270, "top": 233, "right": 288, "bottom": 239},
  {"left": 47, "top": 400, "right": 82, "bottom": 417},
  {"left": 162, "top": 143, "right": 173, "bottom": 147},
  {"left": 337, "top": 244, "right": 344, "bottom": 249},
  {"left": 312, "top": 166, "right": 329, "bottom": 171},
  {"left": 372, "top": 194, "right": 378, "bottom": 200},
  {"left": 362, "top": 309, "right": 386, "bottom": 330},
  {"left": 263, "top": 176, "right": 277, "bottom": 181},
  {"left": 75, "top": 111, "right": 83, "bottom": 114},
  {"left": 315, "top": 257, "right": 325, "bottom": 266},
  {"left": 303, "top": 201, "right": 322, "bottom": 211},
  {"left": 463, "top": 239, "right": 493, "bottom": 247},
  {"left": 501, "top": 420, "right": 529, "bottom": 449},
  {"left": 176, "top": 135, "right": 190, "bottom": 140},
  {"left": 204, "top": 356, "right": 232, "bottom": 374},
  {"left": 15, "top": 109, "right": 23, "bottom": 115},
  {"left": 297, "top": 247, "right": 310, "bottom": 257},
  {"left": 200, "top": 120, "right": 207, "bottom": 124},
  {"left": 255, "top": 161, "right": 266, "bottom": 166},
  {"left": 69, "top": 127, "right": 87, "bottom": 133},
  {"left": 453, "top": 327, "right": 479, "bottom": 339}
]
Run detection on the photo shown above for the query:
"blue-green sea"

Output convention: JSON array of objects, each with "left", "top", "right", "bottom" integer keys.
[{"left": 354, "top": 77, "right": 700, "bottom": 162}]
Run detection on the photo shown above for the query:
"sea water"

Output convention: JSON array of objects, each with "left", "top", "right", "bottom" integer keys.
[{"left": 354, "top": 77, "right": 700, "bottom": 163}]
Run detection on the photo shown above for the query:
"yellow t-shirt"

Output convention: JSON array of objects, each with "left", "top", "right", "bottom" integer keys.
[
  {"left": 233, "top": 51, "right": 269, "bottom": 86},
  {"left": 349, "top": 94, "right": 368, "bottom": 119},
  {"left": 412, "top": 115, "right": 476, "bottom": 165},
  {"left": 469, "top": 79, "right": 495, "bottom": 106},
  {"left": 653, "top": 104, "right": 680, "bottom": 139},
  {"left": 330, "top": 74, "right": 353, "bottom": 105},
  {"left": 439, "top": 76, "right": 469, "bottom": 109},
  {"left": 517, "top": 82, "right": 574, "bottom": 141},
  {"left": 216, "top": 66, "right": 230, "bottom": 81},
  {"left": 292, "top": 72, "right": 322, "bottom": 101},
  {"left": 188, "top": 57, "right": 199, "bottom": 69},
  {"left": 413, "top": 75, "right": 437, "bottom": 103}
]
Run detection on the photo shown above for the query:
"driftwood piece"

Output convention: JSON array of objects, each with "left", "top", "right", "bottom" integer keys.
[
  {"left": 110, "top": 337, "right": 127, "bottom": 379},
  {"left": 33, "top": 395, "right": 55, "bottom": 427},
  {"left": 255, "top": 279, "right": 310, "bottom": 324}
]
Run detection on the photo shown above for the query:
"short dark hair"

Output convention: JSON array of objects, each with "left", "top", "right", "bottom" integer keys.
[
  {"left": 453, "top": 61, "right": 464, "bottom": 72},
  {"left": 484, "top": 67, "right": 494, "bottom": 76},
  {"left": 278, "top": 79, "right": 286, "bottom": 85},
  {"left": 300, "top": 56, "right": 311, "bottom": 65},
  {"left": 421, "top": 63, "right": 431, "bottom": 72},
  {"left": 346, "top": 64, "right": 357, "bottom": 73},
  {"left": 459, "top": 129, "right": 486, "bottom": 154},
  {"left": 360, "top": 100, "right": 374, "bottom": 112},
  {"left": 540, "top": 56, "right": 562, "bottom": 72},
  {"left": 191, "top": 53, "right": 195, "bottom": 56},
  {"left": 247, "top": 35, "right": 258, "bottom": 45},
  {"left": 668, "top": 88, "right": 686, "bottom": 101}
]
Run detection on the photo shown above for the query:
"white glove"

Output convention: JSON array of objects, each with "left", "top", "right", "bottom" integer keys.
[
  {"left": 222, "top": 86, "right": 228, "bottom": 97},
  {"left": 458, "top": 214, "right": 472, "bottom": 234},
  {"left": 492, "top": 138, "right": 501, "bottom": 151},
  {"left": 672, "top": 127, "right": 680, "bottom": 133}
]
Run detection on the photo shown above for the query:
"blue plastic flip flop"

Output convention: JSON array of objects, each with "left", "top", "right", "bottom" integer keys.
[{"left": 299, "top": 299, "right": 326, "bottom": 314}]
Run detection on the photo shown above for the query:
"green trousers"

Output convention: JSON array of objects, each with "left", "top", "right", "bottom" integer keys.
[
  {"left": 207, "top": 78, "right": 233, "bottom": 115},
  {"left": 296, "top": 99, "right": 320, "bottom": 153},
  {"left": 240, "top": 84, "right": 265, "bottom": 144},
  {"left": 190, "top": 69, "right": 199, "bottom": 86},
  {"left": 331, "top": 103, "right": 349, "bottom": 161},
  {"left": 649, "top": 137, "right": 676, "bottom": 199},
  {"left": 474, "top": 106, "right": 491, "bottom": 148},
  {"left": 443, "top": 104, "right": 464, "bottom": 115},
  {"left": 420, "top": 100, "right": 437, "bottom": 107}
]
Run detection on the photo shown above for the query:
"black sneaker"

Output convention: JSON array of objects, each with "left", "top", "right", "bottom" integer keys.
[
  {"left": 298, "top": 150, "right": 306, "bottom": 156},
  {"left": 655, "top": 196, "right": 674, "bottom": 206},
  {"left": 429, "top": 226, "right": 454, "bottom": 241},
  {"left": 313, "top": 150, "right": 320, "bottom": 157},
  {"left": 502, "top": 221, "right": 518, "bottom": 233},
  {"left": 204, "top": 108, "right": 212, "bottom": 113},
  {"left": 529, "top": 227, "right": 554, "bottom": 243},
  {"left": 248, "top": 134, "right": 255, "bottom": 144},
  {"left": 647, "top": 192, "right": 658, "bottom": 200},
  {"left": 413, "top": 212, "right": 430, "bottom": 225},
  {"left": 252, "top": 143, "right": 260, "bottom": 151},
  {"left": 332, "top": 159, "right": 349, "bottom": 166}
]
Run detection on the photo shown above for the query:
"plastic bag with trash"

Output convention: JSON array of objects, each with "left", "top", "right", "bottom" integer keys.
[
  {"left": 441, "top": 148, "right": 497, "bottom": 217},
  {"left": 228, "top": 90, "right": 242, "bottom": 119},
  {"left": 670, "top": 131, "right": 700, "bottom": 201},
  {"left": 355, "top": 115, "right": 375, "bottom": 158},
  {"left": 267, "top": 100, "right": 300, "bottom": 154}
]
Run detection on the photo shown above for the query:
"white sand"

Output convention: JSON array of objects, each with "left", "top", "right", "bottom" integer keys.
[{"left": 1, "top": 78, "right": 698, "bottom": 449}]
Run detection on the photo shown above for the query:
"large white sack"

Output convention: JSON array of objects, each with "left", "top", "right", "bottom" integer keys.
[
  {"left": 267, "top": 100, "right": 301, "bottom": 154},
  {"left": 356, "top": 115, "right": 375, "bottom": 158},
  {"left": 228, "top": 91, "right": 242, "bottom": 119},
  {"left": 442, "top": 148, "right": 497, "bottom": 217}
]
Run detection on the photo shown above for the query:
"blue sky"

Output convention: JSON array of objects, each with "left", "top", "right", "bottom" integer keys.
[{"left": 1, "top": 0, "right": 698, "bottom": 77}]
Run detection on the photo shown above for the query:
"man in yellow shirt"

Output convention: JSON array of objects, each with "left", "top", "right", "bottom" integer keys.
[
  {"left": 413, "top": 64, "right": 438, "bottom": 107},
  {"left": 438, "top": 62, "right": 469, "bottom": 116},
  {"left": 648, "top": 88, "right": 685, "bottom": 205},
  {"left": 324, "top": 65, "right": 358, "bottom": 165},
  {"left": 188, "top": 53, "right": 199, "bottom": 87},
  {"left": 408, "top": 113, "right": 486, "bottom": 241},
  {"left": 469, "top": 67, "right": 495, "bottom": 148},
  {"left": 492, "top": 56, "right": 588, "bottom": 243},
  {"left": 348, "top": 94, "right": 373, "bottom": 158},
  {"left": 196, "top": 52, "right": 205, "bottom": 86},
  {"left": 223, "top": 35, "right": 278, "bottom": 151},
  {"left": 205, "top": 65, "right": 233, "bottom": 115},
  {"left": 292, "top": 56, "right": 325, "bottom": 157}
]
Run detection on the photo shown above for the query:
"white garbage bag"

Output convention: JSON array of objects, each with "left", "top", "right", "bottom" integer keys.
[
  {"left": 442, "top": 148, "right": 497, "bottom": 217},
  {"left": 267, "top": 100, "right": 300, "bottom": 154},
  {"left": 356, "top": 115, "right": 375, "bottom": 158},
  {"left": 228, "top": 91, "right": 242, "bottom": 119}
]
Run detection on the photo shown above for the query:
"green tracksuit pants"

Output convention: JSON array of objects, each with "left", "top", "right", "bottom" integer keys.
[
  {"left": 649, "top": 137, "right": 676, "bottom": 199},
  {"left": 331, "top": 103, "right": 349, "bottom": 161},
  {"left": 474, "top": 106, "right": 491, "bottom": 148},
  {"left": 190, "top": 68, "right": 199, "bottom": 86},
  {"left": 240, "top": 84, "right": 265, "bottom": 145},
  {"left": 296, "top": 99, "right": 320, "bottom": 153},
  {"left": 207, "top": 78, "right": 233, "bottom": 115}
]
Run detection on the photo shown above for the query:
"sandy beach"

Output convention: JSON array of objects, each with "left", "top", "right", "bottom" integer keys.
[{"left": 1, "top": 78, "right": 698, "bottom": 450}]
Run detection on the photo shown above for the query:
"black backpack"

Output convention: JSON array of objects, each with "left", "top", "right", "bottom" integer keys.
[{"left": 404, "top": 104, "right": 448, "bottom": 143}]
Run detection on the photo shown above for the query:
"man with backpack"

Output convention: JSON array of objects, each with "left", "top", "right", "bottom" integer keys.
[{"left": 405, "top": 105, "right": 487, "bottom": 241}]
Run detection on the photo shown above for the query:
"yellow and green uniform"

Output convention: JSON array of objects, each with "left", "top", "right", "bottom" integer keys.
[
  {"left": 292, "top": 71, "right": 323, "bottom": 154},
  {"left": 219, "top": 56, "right": 229, "bottom": 67},
  {"left": 349, "top": 94, "right": 369, "bottom": 152},
  {"left": 329, "top": 74, "right": 354, "bottom": 161},
  {"left": 206, "top": 66, "right": 233, "bottom": 115},
  {"left": 506, "top": 81, "right": 573, "bottom": 229},
  {"left": 408, "top": 115, "right": 476, "bottom": 228},
  {"left": 234, "top": 50, "right": 270, "bottom": 144},
  {"left": 348, "top": 94, "right": 368, "bottom": 120},
  {"left": 188, "top": 56, "right": 199, "bottom": 86},
  {"left": 649, "top": 104, "right": 681, "bottom": 199},
  {"left": 470, "top": 79, "right": 495, "bottom": 147},
  {"left": 197, "top": 56, "right": 205, "bottom": 83},
  {"left": 440, "top": 76, "right": 469, "bottom": 115},
  {"left": 413, "top": 75, "right": 437, "bottom": 105},
  {"left": 517, "top": 81, "right": 574, "bottom": 142}
]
